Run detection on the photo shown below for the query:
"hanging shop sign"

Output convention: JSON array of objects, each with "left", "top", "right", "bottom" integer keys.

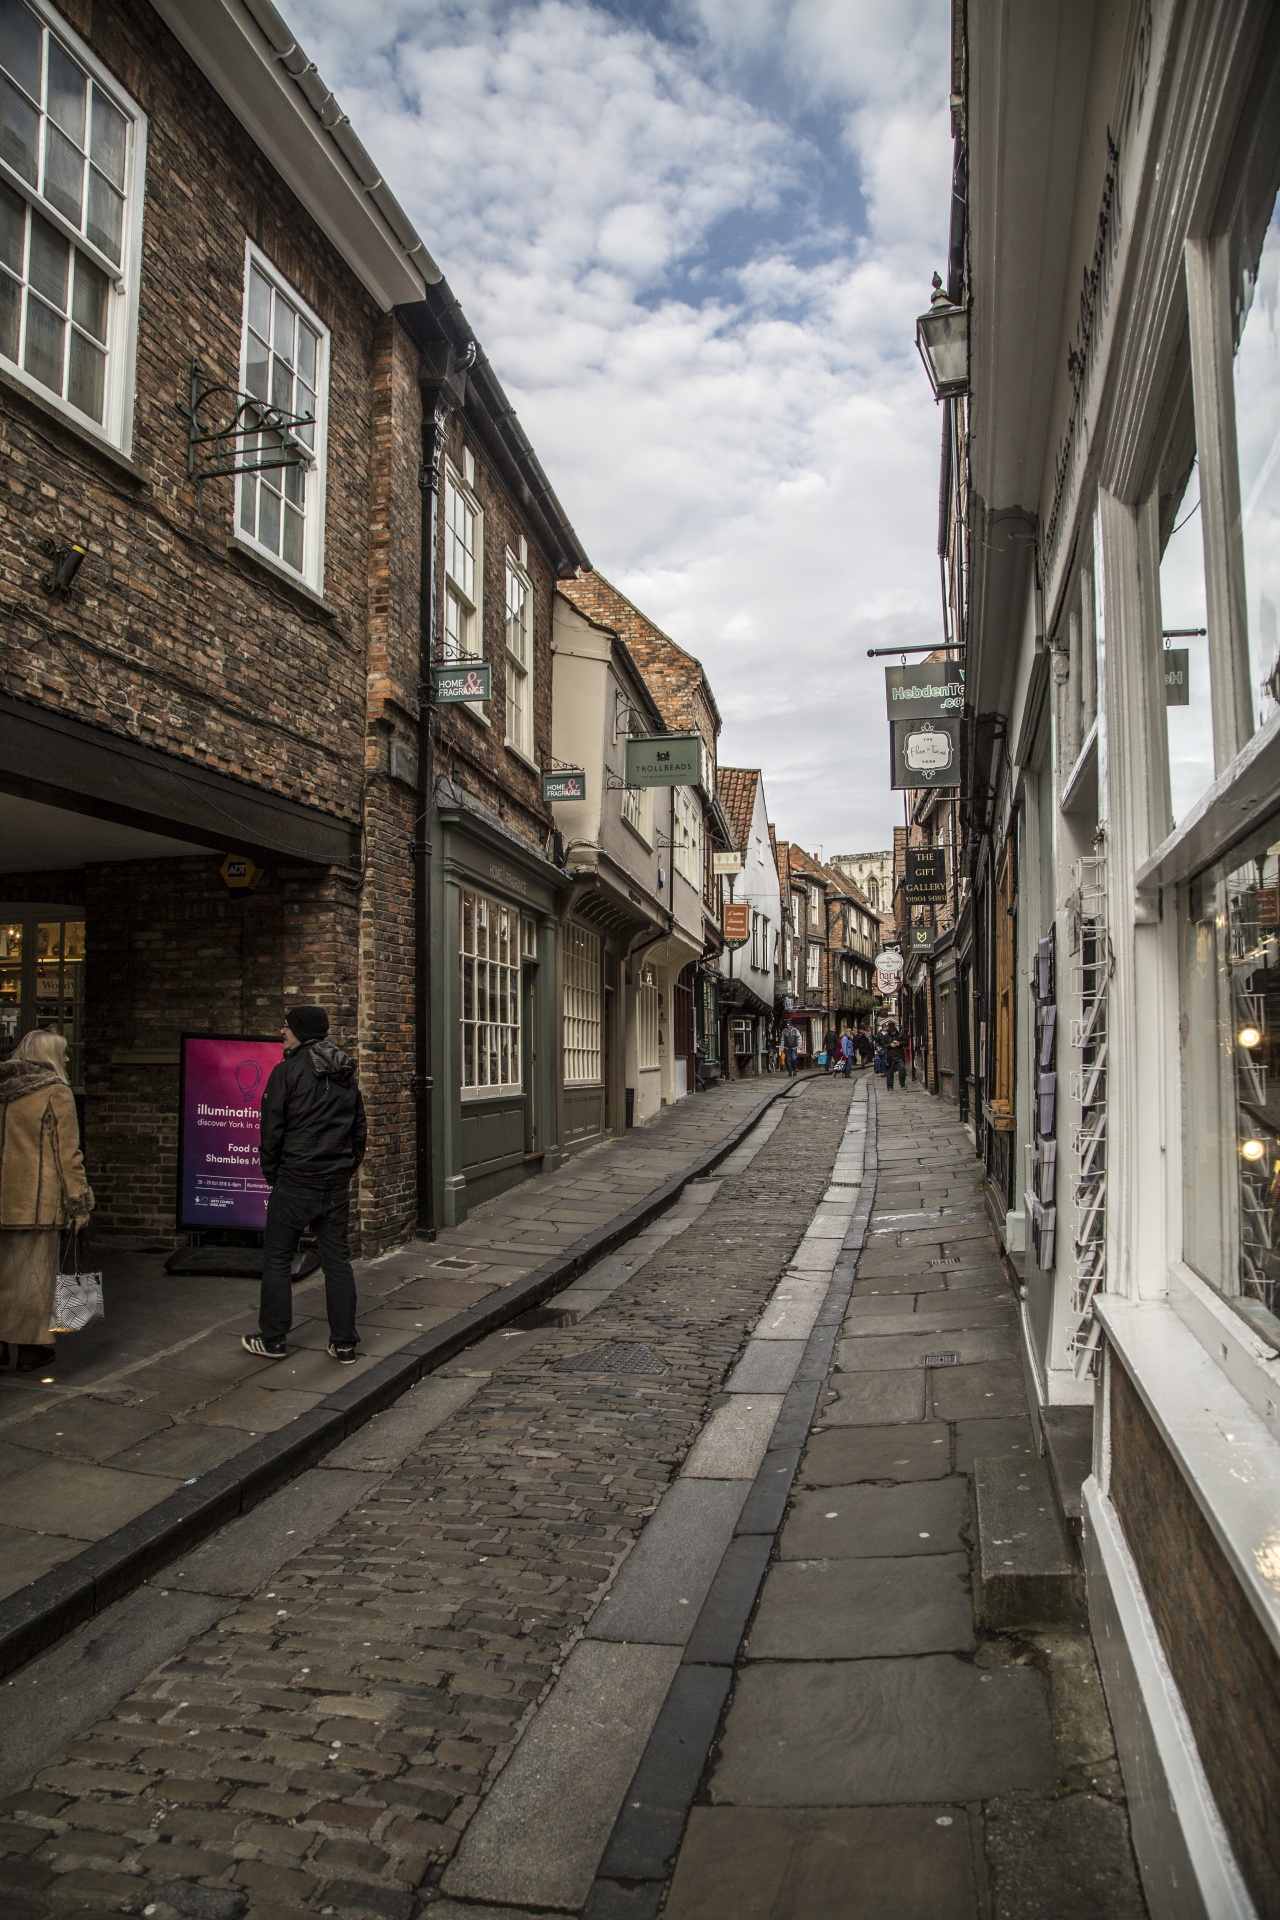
[
  {"left": 910, "top": 924, "right": 933, "bottom": 951},
  {"left": 903, "top": 846, "right": 948, "bottom": 904},
  {"left": 543, "top": 768, "right": 586, "bottom": 802},
  {"left": 176, "top": 1034, "right": 283, "bottom": 1233},
  {"left": 722, "top": 901, "right": 751, "bottom": 949},
  {"left": 884, "top": 661, "right": 965, "bottom": 719},
  {"left": 712, "top": 851, "right": 743, "bottom": 874},
  {"left": 875, "top": 947, "right": 904, "bottom": 995},
  {"left": 434, "top": 660, "right": 492, "bottom": 703},
  {"left": 890, "top": 717, "right": 960, "bottom": 790},
  {"left": 1163, "top": 649, "right": 1189, "bottom": 706},
  {"left": 624, "top": 732, "right": 702, "bottom": 787}
]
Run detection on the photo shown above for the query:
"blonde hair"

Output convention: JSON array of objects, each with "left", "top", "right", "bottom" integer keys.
[{"left": 13, "top": 1029, "right": 70, "bottom": 1081}]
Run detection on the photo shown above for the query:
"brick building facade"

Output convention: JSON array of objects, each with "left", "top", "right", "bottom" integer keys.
[{"left": 0, "top": 0, "right": 585, "bottom": 1250}]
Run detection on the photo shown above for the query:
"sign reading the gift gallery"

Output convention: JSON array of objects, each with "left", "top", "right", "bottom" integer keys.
[
  {"left": 176, "top": 1035, "right": 283, "bottom": 1232},
  {"left": 903, "top": 846, "right": 948, "bottom": 904},
  {"left": 890, "top": 717, "right": 960, "bottom": 790},
  {"left": 434, "top": 660, "right": 492, "bottom": 703},
  {"left": 884, "top": 661, "right": 964, "bottom": 719},
  {"left": 624, "top": 732, "right": 702, "bottom": 787},
  {"left": 543, "top": 768, "right": 586, "bottom": 802}
]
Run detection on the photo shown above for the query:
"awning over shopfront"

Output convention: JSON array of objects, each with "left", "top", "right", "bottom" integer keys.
[{"left": 0, "top": 694, "right": 362, "bottom": 870}]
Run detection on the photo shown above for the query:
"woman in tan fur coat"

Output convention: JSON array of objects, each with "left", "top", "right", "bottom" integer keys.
[{"left": 0, "top": 1029, "right": 93, "bottom": 1371}]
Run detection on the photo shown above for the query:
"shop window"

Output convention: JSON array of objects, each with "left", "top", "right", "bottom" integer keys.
[
  {"left": 0, "top": 910, "right": 84, "bottom": 1088},
  {"left": 562, "top": 922, "right": 601, "bottom": 1085},
  {"left": 504, "top": 556, "right": 533, "bottom": 760},
  {"left": 237, "top": 247, "right": 328, "bottom": 589},
  {"left": 1180, "top": 816, "right": 1280, "bottom": 1346},
  {"left": 459, "top": 887, "right": 521, "bottom": 1097},
  {"left": 0, "top": 0, "right": 143, "bottom": 446},
  {"left": 1232, "top": 188, "right": 1280, "bottom": 731},
  {"left": 637, "top": 965, "right": 660, "bottom": 1070}
]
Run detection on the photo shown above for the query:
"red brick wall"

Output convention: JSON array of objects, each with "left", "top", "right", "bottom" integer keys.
[
  {"left": 1, "top": 0, "right": 380, "bottom": 822},
  {"left": 1110, "top": 1359, "right": 1280, "bottom": 1917}
]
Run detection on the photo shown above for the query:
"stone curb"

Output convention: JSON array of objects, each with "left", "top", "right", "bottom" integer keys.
[
  {"left": 584, "top": 1079, "right": 879, "bottom": 1916},
  {"left": 0, "top": 1079, "right": 800, "bottom": 1683}
]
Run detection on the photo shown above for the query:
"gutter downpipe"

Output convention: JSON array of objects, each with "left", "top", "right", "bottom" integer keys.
[{"left": 413, "top": 387, "right": 450, "bottom": 1239}]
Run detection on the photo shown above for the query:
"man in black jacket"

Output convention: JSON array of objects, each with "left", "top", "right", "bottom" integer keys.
[{"left": 243, "top": 1006, "right": 367, "bottom": 1364}]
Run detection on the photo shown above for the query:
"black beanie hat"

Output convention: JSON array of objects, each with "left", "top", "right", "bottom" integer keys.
[{"left": 286, "top": 1005, "right": 329, "bottom": 1043}]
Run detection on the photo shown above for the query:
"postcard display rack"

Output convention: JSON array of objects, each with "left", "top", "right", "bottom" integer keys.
[
  {"left": 1031, "top": 929, "right": 1057, "bottom": 1278},
  {"left": 1067, "top": 852, "right": 1108, "bottom": 1376}
]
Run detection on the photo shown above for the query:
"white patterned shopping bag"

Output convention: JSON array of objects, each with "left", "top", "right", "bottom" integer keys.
[{"left": 50, "top": 1233, "right": 104, "bottom": 1334}]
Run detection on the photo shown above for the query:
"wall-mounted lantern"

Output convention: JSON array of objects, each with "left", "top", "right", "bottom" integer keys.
[{"left": 916, "top": 273, "right": 969, "bottom": 400}]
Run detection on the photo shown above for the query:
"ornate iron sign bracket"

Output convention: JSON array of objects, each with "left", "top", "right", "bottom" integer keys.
[{"left": 178, "top": 360, "right": 314, "bottom": 507}]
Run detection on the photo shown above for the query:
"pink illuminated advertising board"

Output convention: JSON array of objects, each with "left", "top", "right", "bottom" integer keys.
[{"left": 177, "top": 1035, "right": 284, "bottom": 1232}]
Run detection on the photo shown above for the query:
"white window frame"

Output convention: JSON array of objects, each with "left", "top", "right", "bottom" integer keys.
[
  {"left": 637, "top": 965, "right": 660, "bottom": 1071},
  {"left": 0, "top": 0, "right": 146, "bottom": 452},
  {"left": 444, "top": 459, "right": 484, "bottom": 664},
  {"left": 673, "top": 786, "right": 700, "bottom": 885},
  {"left": 621, "top": 779, "right": 653, "bottom": 845},
  {"left": 805, "top": 943, "right": 820, "bottom": 990},
  {"left": 562, "top": 922, "right": 601, "bottom": 1085},
  {"left": 459, "top": 885, "right": 522, "bottom": 1100},
  {"left": 504, "top": 551, "right": 534, "bottom": 762},
  {"left": 235, "top": 242, "right": 329, "bottom": 593}
]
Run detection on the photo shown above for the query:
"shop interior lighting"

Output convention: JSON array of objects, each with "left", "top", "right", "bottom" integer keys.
[
  {"left": 916, "top": 273, "right": 969, "bottom": 400},
  {"left": 1238, "top": 1026, "right": 1262, "bottom": 1049},
  {"left": 1241, "top": 1137, "right": 1266, "bottom": 1162}
]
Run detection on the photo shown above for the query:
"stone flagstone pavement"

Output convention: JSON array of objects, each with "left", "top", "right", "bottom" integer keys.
[{"left": 0, "top": 1078, "right": 779, "bottom": 1610}]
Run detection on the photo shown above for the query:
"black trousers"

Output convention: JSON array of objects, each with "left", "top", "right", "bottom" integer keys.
[{"left": 260, "top": 1176, "right": 357, "bottom": 1346}]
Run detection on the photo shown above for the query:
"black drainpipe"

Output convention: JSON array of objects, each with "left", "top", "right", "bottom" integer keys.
[{"left": 413, "top": 386, "right": 450, "bottom": 1239}]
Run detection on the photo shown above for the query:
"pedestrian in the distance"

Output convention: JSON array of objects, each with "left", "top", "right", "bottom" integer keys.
[
  {"left": 822, "top": 1027, "right": 838, "bottom": 1074},
  {"left": 0, "top": 1029, "right": 93, "bottom": 1373},
  {"left": 244, "top": 1007, "right": 366, "bottom": 1364},
  {"left": 883, "top": 1026, "right": 907, "bottom": 1091},
  {"left": 840, "top": 1030, "right": 856, "bottom": 1076},
  {"left": 782, "top": 1020, "right": 801, "bottom": 1077}
]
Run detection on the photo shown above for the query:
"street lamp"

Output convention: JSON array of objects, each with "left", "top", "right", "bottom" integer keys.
[{"left": 916, "top": 273, "right": 969, "bottom": 400}]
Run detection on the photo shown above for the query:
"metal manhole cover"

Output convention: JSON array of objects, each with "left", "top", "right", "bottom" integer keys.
[
  {"left": 928, "top": 1257, "right": 961, "bottom": 1268},
  {"left": 555, "top": 1342, "right": 669, "bottom": 1377},
  {"left": 924, "top": 1352, "right": 959, "bottom": 1367}
]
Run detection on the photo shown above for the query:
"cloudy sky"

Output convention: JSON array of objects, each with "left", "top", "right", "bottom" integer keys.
[{"left": 291, "top": 0, "right": 953, "bottom": 856}]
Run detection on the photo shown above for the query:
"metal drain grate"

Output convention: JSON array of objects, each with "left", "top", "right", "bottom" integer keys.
[
  {"left": 555, "top": 1342, "right": 669, "bottom": 1377},
  {"left": 928, "top": 1257, "right": 961, "bottom": 1268},
  {"left": 923, "top": 1352, "right": 959, "bottom": 1367}
]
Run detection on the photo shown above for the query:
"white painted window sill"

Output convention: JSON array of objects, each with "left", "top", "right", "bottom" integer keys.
[{"left": 1095, "top": 1292, "right": 1280, "bottom": 1662}]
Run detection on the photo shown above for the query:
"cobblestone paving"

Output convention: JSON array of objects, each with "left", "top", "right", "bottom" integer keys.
[
  {"left": 0, "top": 1079, "right": 777, "bottom": 1606},
  {"left": 0, "top": 1078, "right": 855, "bottom": 1920}
]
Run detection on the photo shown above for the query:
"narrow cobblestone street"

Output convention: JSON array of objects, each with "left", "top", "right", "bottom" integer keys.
[{"left": 0, "top": 1080, "right": 1149, "bottom": 1920}]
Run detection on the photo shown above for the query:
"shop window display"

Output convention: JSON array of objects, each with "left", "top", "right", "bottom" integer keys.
[{"left": 1181, "top": 820, "right": 1280, "bottom": 1344}]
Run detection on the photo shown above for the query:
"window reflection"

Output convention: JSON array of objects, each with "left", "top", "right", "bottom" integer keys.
[
  {"left": 1160, "top": 458, "right": 1214, "bottom": 824},
  {"left": 1233, "top": 190, "right": 1280, "bottom": 730},
  {"left": 1182, "top": 828, "right": 1280, "bottom": 1343}
]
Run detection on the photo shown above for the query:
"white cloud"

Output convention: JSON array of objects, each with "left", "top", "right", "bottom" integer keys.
[{"left": 287, "top": 0, "right": 952, "bottom": 854}]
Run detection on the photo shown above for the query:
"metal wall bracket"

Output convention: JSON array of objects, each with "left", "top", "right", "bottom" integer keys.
[{"left": 179, "top": 360, "right": 314, "bottom": 506}]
